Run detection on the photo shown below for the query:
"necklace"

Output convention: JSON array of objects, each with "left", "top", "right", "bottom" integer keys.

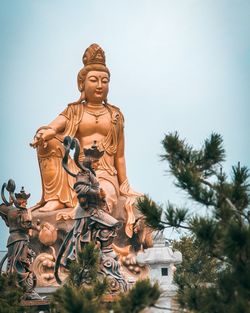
[{"left": 85, "top": 106, "right": 108, "bottom": 123}]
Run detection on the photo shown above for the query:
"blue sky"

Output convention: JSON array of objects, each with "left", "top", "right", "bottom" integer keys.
[{"left": 0, "top": 0, "right": 250, "bottom": 249}]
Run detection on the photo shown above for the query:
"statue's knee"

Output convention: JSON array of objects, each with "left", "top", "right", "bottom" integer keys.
[
  {"left": 99, "top": 180, "right": 118, "bottom": 212},
  {"left": 37, "top": 138, "right": 64, "bottom": 157}
]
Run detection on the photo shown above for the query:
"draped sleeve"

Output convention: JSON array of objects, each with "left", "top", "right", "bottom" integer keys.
[{"left": 55, "top": 103, "right": 84, "bottom": 142}]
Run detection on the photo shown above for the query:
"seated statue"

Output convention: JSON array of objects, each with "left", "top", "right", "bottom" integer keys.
[{"left": 31, "top": 43, "right": 141, "bottom": 239}]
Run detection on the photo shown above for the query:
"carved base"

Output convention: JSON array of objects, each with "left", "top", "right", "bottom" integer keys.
[
  {"left": 30, "top": 205, "right": 150, "bottom": 287},
  {"left": 30, "top": 207, "right": 73, "bottom": 286}
]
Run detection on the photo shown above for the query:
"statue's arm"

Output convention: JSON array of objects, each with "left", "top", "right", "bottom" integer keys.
[
  {"left": 114, "top": 126, "right": 127, "bottom": 186},
  {"left": 0, "top": 204, "right": 9, "bottom": 226},
  {"left": 31, "top": 114, "right": 68, "bottom": 148},
  {"left": 114, "top": 112, "right": 142, "bottom": 197},
  {"left": 74, "top": 183, "right": 99, "bottom": 196},
  {"left": 48, "top": 115, "right": 68, "bottom": 133},
  {"left": 74, "top": 172, "right": 100, "bottom": 196}
]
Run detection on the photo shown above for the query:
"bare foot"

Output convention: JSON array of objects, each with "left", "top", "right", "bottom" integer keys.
[{"left": 39, "top": 200, "right": 65, "bottom": 212}]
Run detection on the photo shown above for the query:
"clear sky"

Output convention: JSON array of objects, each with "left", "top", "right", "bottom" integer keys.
[{"left": 0, "top": 0, "right": 250, "bottom": 249}]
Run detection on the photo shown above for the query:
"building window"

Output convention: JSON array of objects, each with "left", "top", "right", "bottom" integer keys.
[{"left": 161, "top": 267, "right": 168, "bottom": 276}]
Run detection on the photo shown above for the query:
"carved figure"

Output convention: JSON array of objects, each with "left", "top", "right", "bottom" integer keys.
[
  {"left": 0, "top": 180, "right": 42, "bottom": 300},
  {"left": 54, "top": 137, "right": 126, "bottom": 292},
  {"left": 30, "top": 43, "right": 140, "bottom": 239}
]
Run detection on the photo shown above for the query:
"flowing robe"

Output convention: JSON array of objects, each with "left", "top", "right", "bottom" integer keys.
[{"left": 37, "top": 102, "right": 125, "bottom": 211}]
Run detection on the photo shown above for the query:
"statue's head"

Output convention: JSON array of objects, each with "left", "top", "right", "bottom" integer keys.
[
  {"left": 15, "top": 186, "right": 30, "bottom": 208},
  {"left": 83, "top": 141, "right": 104, "bottom": 171},
  {"left": 77, "top": 44, "right": 110, "bottom": 103}
]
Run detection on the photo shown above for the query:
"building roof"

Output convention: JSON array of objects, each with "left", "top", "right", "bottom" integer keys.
[{"left": 136, "top": 233, "right": 182, "bottom": 265}]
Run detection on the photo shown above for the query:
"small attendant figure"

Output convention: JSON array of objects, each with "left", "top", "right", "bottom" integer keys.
[
  {"left": 0, "top": 180, "right": 42, "bottom": 300},
  {"left": 54, "top": 137, "right": 126, "bottom": 293}
]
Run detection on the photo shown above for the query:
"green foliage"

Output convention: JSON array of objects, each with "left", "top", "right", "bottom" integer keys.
[
  {"left": 136, "top": 196, "right": 164, "bottom": 230},
  {"left": 173, "top": 237, "right": 219, "bottom": 304},
  {"left": 202, "top": 133, "right": 225, "bottom": 170},
  {"left": 52, "top": 242, "right": 161, "bottom": 313},
  {"left": 113, "top": 279, "right": 161, "bottom": 313},
  {"left": 165, "top": 203, "right": 189, "bottom": 228},
  {"left": 67, "top": 242, "right": 100, "bottom": 287},
  {"left": 231, "top": 164, "right": 250, "bottom": 210},
  {"left": 0, "top": 273, "right": 24, "bottom": 313},
  {"left": 138, "top": 132, "right": 250, "bottom": 313},
  {"left": 162, "top": 132, "right": 226, "bottom": 206},
  {"left": 51, "top": 283, "right": 107, "bottom": 313},
  {"left": 51, "top": 242, "right": 107, "bottom": 313}
]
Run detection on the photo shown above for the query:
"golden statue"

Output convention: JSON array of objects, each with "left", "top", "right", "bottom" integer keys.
[{"left": 31, "top": 43, "right": 141, "bottom": 239}]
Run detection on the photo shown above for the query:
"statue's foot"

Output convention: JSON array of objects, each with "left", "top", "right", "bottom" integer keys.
[{"left": 39, "top": 200, "right": 65, "bottom": 212}]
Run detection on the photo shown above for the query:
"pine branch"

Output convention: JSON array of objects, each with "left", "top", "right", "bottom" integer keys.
[
  {"left": 136, "top": 196, "right": 165, "bottom": 231},
  {"left": 174, "top": 168, "right": 216, "bottom": 206},
  {"left": 52, "top": 244, "right": 108, "bottom": 313},
  {"left": 68, "top": 242, "right": 99, "bottom": 287},
  {"left": 164, "top": 203, "right": 190, "bottom": 229},
  {"left": 231, "top": 163, "right": 250, "bottom": 211},
  {"left": 201, "top": 133, "right": 225, "bottom": 170},
  {"left": 112, "top": 279, "right": 161, "bottom": 313},
  {"left": 161, "top": 131, "right": 193, "bottom": 166}
]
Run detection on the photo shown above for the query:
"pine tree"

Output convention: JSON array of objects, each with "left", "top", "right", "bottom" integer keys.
[
  {"left": 51, "top": 242, "right": 161, "bottom": 313},
  {"left": 51, "top": 242, "right": 108, "bottom": 313},
  {"left": 172, "top": 236, "right": 218, "bottom": 310},
  {"left": 0, "top": 273, "right": 24, "bottom": 313},
  {"left": 137, "top": 132, "right": 250, "bottom": 313},
  {"left": 112, "top": 279, "right": 160, "bottom": 313}
]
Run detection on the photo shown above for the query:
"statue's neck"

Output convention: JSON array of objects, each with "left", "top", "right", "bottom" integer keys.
[{"left": 85, "top": 102, "right": 105, "bottom": 109}]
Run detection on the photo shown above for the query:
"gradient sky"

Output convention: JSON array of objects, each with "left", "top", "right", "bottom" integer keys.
[{"left": 0, "top": 0, "right": 250, "bottom": 249}]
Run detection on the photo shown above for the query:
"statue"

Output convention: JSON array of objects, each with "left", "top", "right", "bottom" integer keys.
[
  {"left": 0, "top": 180, "right": 42, "bottom": 300},
  {"left": 54, "top": 137, "right": 127, "bottom": 293},
  {"left": 28, "top": 44, "right": 152, "bottom": 287},
  {"left": 30, "top": 43, "right": 141, "bottom": 239}
]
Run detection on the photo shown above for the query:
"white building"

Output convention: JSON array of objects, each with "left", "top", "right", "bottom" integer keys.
[{"left": 136, "top": 232, "right": 182, "bottom": 312}]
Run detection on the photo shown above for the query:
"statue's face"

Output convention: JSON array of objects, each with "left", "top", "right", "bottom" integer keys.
[
  {"left": 17, "top": 198, "right": 27, "bottom": 208},
  {"left": 84, "top": 71, "right": 109, "bottom": 104},
  {"left": 92, "top": 159, "right": 100, "bottom": 171}
]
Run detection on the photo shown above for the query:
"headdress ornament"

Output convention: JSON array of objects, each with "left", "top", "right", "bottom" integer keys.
[
  {"left": 82, "top": 43, "right": 106, "bottom": 66},
  {"left": 15, "top": 186, "right": 30, "bottom": 200},
  {"left": 84, "top": 141, "right": 104, "bottom": 160}
]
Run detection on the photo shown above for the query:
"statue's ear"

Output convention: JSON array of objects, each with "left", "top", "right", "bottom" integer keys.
[
  {"left": 79, "top": 82, "right": 83, "bottom": 92},
  {"left": 76, "top": 91, "right": 86, "bottom": 103},
  {"left": 79, "top": 80, "right": 85, "bottom": 92},
  {"left": 80, "top": 91, "right": 86, "bottom": 102}
]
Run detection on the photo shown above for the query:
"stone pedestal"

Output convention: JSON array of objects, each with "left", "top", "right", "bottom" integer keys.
[{"left": 136, "top": 232, "right": 182, "bottom": 312}]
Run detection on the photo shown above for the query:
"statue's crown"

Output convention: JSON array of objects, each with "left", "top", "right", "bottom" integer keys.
[
  {"left": 82, "top": 43, "right": 106, "bottom": 66},
  {"left": 15, "top": 186, "right": 30, "bottom": 200},
  {"left": 84, "top": 141, "right": 104, "bottom": 160}
]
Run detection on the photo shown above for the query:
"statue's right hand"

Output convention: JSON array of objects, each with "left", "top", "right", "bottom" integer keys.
[
  {"left": 30, "top": 131, "right": 44, "bottom": 148},
  {"left": 30, "top": 127, "right": 56, "bottom": 148},
  {"left": 99, "top": 188, "right": 106, "bottom": 199}
]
